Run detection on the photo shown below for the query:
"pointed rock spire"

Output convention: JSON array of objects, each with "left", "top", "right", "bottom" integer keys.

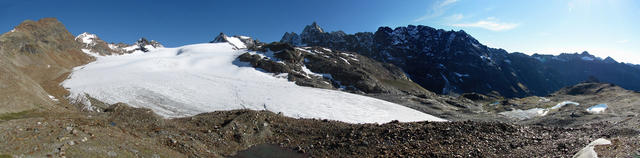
[
  {"left": 211, "top": 32, "right": 229, "bottom": 43},
  {"left": 302, "top": 22, "right": 324, "bottom": 35}
]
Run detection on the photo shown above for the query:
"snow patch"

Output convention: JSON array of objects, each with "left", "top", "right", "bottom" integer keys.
[
  {"left": 538, "top": 97, "right": 550, "bottom": 102},
  {"left": 499, "top": 108, "right": 548, "bottom": 120},
  {"left": 81, "top": 49, "right": 101, "bottom": 57},
  {"left": 500, "top": 101, "right": 579, "bottom": 120},
  {"left": 295, "top": 48, "right": 314, "bottom": 54},
  {"left": 581, "top": 56, "right": 594, "bottom": 61},
  {"left": 341, "top": 53, "right": 359, "bottom": 61},
  {"left": 454, "top": 72, "right": 470, "bottom": 77},
  {"left": 76, "top": 32, "right": 97, "bottom": 45},
  {"left": 573, "top": 138, "right": 611, "bottom": 158},
  {"left": 551, "top": 101, "right": 579, "bottom": 109},
  {"left": 301, "top": 65, "right": 323, "bottom": 78},
  {"left": 108, "top": 44, "right": 118, "bottom": 50},
  {"left": 63, "top": 43, "right": 445, "bottom": 123},
  {"left": 225, "top": 36, "right": 247, "bottom": 49},
  {"left": 339, "top": 57, "right": 350, "bottom": 65},
  {"left": 480, "top": 55, "right": 492, "bottom": 61},
  {"left": 48, "top": 95, "right": 59, "bottom": 102},
  {"left": 122, "top": 45, "right": 138, "bottom": 52},
  {"left": 586, "top": 104, "right": 607, "bottom": 114},
  {"left": 440, "top": 73, "right": 451, "bottom": 94}
]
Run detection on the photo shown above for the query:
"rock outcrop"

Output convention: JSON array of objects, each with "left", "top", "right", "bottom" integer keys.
[
  {"left": 238, "top": 42, "right": 429, "bottom": 95},
  {"left": 77, "top": 32, "right": 163, "bottom": 55}
]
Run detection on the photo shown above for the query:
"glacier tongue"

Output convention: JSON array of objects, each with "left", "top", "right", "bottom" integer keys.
[{"left": 62, "top": 42, "right": 445, "bottom": 124}]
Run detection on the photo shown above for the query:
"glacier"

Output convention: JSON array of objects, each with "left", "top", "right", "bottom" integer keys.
[{"left": 62, "top": 41, "right": 445, "bottom": 124}]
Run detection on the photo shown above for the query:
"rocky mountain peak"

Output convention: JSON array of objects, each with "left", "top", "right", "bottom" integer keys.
[
  {"left": 210, "top": 32, "right": 229, "bottom": 43},
  {"left": 135, "top": 37, "right": 163, "bottom": 48},
  {"left": 74, "top": 32, "right": 164, "bottom": 55},
  {"left": 303, "top": 22, "right": 324, "bottom": 34},
  {"left": 280, "top": 32, "right": 301, "bottom": 46},
  {"left": 210, "top": 33, "right": 261, "bottom": 49},
  {"left": 13, "top": 18, "right": 67, "bottom": 36},
  {"left": 75, "top": 32, "right": 98, "bottom": 45},
  {"left": 580, "top": 51, "right": 590, "bottom": 56},
  {"left": 603, "top": 56, "right": 618, "bottom": 63}
]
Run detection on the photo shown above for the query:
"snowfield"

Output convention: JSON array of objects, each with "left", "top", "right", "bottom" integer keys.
[
  {"left": 500, "top": 101, "right": 580, "bottom": 120},
  {"left": 62, "top": 42, "right": 445, "bottom": 124},
  {"left": 586, "top": 104, "right": 607, "bottom": 114}
]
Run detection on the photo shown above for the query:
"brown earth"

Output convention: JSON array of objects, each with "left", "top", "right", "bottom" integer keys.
[
  {"left": 0, "top": 18, "right": 93, "bottom": 114},
  {"left": 1, "top": 103, "right": 630, "bottom": 158}
]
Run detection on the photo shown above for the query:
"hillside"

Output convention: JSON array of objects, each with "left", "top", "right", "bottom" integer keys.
[{"left": 0, "top": 18, "right": 93, "bottom": 114}]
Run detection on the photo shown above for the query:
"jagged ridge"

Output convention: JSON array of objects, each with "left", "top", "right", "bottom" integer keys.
[{"left": 281, "top": 22, "right": 640, "bottom": 97}]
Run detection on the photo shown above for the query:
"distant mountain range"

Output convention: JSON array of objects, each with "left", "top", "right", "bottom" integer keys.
[{"left": 281, "top": 22, "right": 640, "bottom": 97}]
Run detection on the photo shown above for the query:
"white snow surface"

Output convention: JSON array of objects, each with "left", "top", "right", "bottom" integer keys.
[
  {"left": 500, "top": 101, "right": 579, "bottom": 120},
  {"left": 62, "top": 43, "right": 445, "bottom": 123},
  {"left": 499, "top": 108, "right": 548, "bottom": 120},
  {"left": 551, "top": 101, "right": 579, "bottom": 109},
  {"left": 225, "top": 36, "right": 247, "bottom": 49},
  {"left": 76, "top": 32, "right": 97, "bottom": 45},
  {"left": 581, "top": 56, "right": 595, "bottom": 61},
  {"left": 48, "top": 95, "right": 59, "bottom": 102},
  {"left": 586, "top": 104, "right": 607, "bottom": 114}
]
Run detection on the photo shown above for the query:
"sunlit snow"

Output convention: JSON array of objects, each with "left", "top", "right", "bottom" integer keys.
[
  {"left": 586, "top": 104, "right": 607, "bottom": 114},
  {"left": 573, "top": 138, "right": 611, "bottom": 158},
  {"left": 62, "top": 43, "right": 445, "bottom": 123},
  {"left": 48, "top": 95, "right": 59, "bottom": 102},
  {"left": 500, "top": 101, "right": 579, "bottom": 120},
  {"left": 76, "top": 32, "right": 97, "bottom": 45},
  {"left": 581, "top": 56, "right": 594, "bottom": 61}
]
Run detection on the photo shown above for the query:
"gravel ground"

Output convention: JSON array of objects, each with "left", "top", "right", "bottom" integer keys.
[{"left": 2, "top": 104, "right": 634, "bottom": 157}]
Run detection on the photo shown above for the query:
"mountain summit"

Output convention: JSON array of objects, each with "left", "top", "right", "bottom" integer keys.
[{"left": 76, "top": 32, "right": 163, "bottom": 55}]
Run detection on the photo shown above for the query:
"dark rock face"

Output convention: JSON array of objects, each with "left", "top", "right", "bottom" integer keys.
[
  {"left": 281, "top": 23, "right": 640, "bottom": 97},
  {"left": 134, "top": 38, "right": 163, "bottom": 52},
  {"left": 211, "top": 32, "right": 261, "bottom": 49},
  {"left": 210, "top": 32, "right": 229, "bottom": 43},
  {"left": 238, "top": 42, "right": 431, "bottom": 95}
]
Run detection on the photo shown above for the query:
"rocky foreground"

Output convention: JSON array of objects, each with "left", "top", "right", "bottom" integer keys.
[{"left": 0, "top": 102, "right": 638, "bottom": 157}]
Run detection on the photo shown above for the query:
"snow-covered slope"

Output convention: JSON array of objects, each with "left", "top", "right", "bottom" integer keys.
[{"left": 62, "top": 42, "right": 445, "bottom": 123}]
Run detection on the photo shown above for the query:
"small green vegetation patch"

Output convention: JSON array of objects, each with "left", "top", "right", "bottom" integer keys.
[{"left": 0, "top": 110, "right": 40, "bottom": 121}]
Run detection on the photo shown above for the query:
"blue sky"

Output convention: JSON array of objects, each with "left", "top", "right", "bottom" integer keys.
[{"left": 2, "top": 0, "right": 639, "bottom": 64}]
